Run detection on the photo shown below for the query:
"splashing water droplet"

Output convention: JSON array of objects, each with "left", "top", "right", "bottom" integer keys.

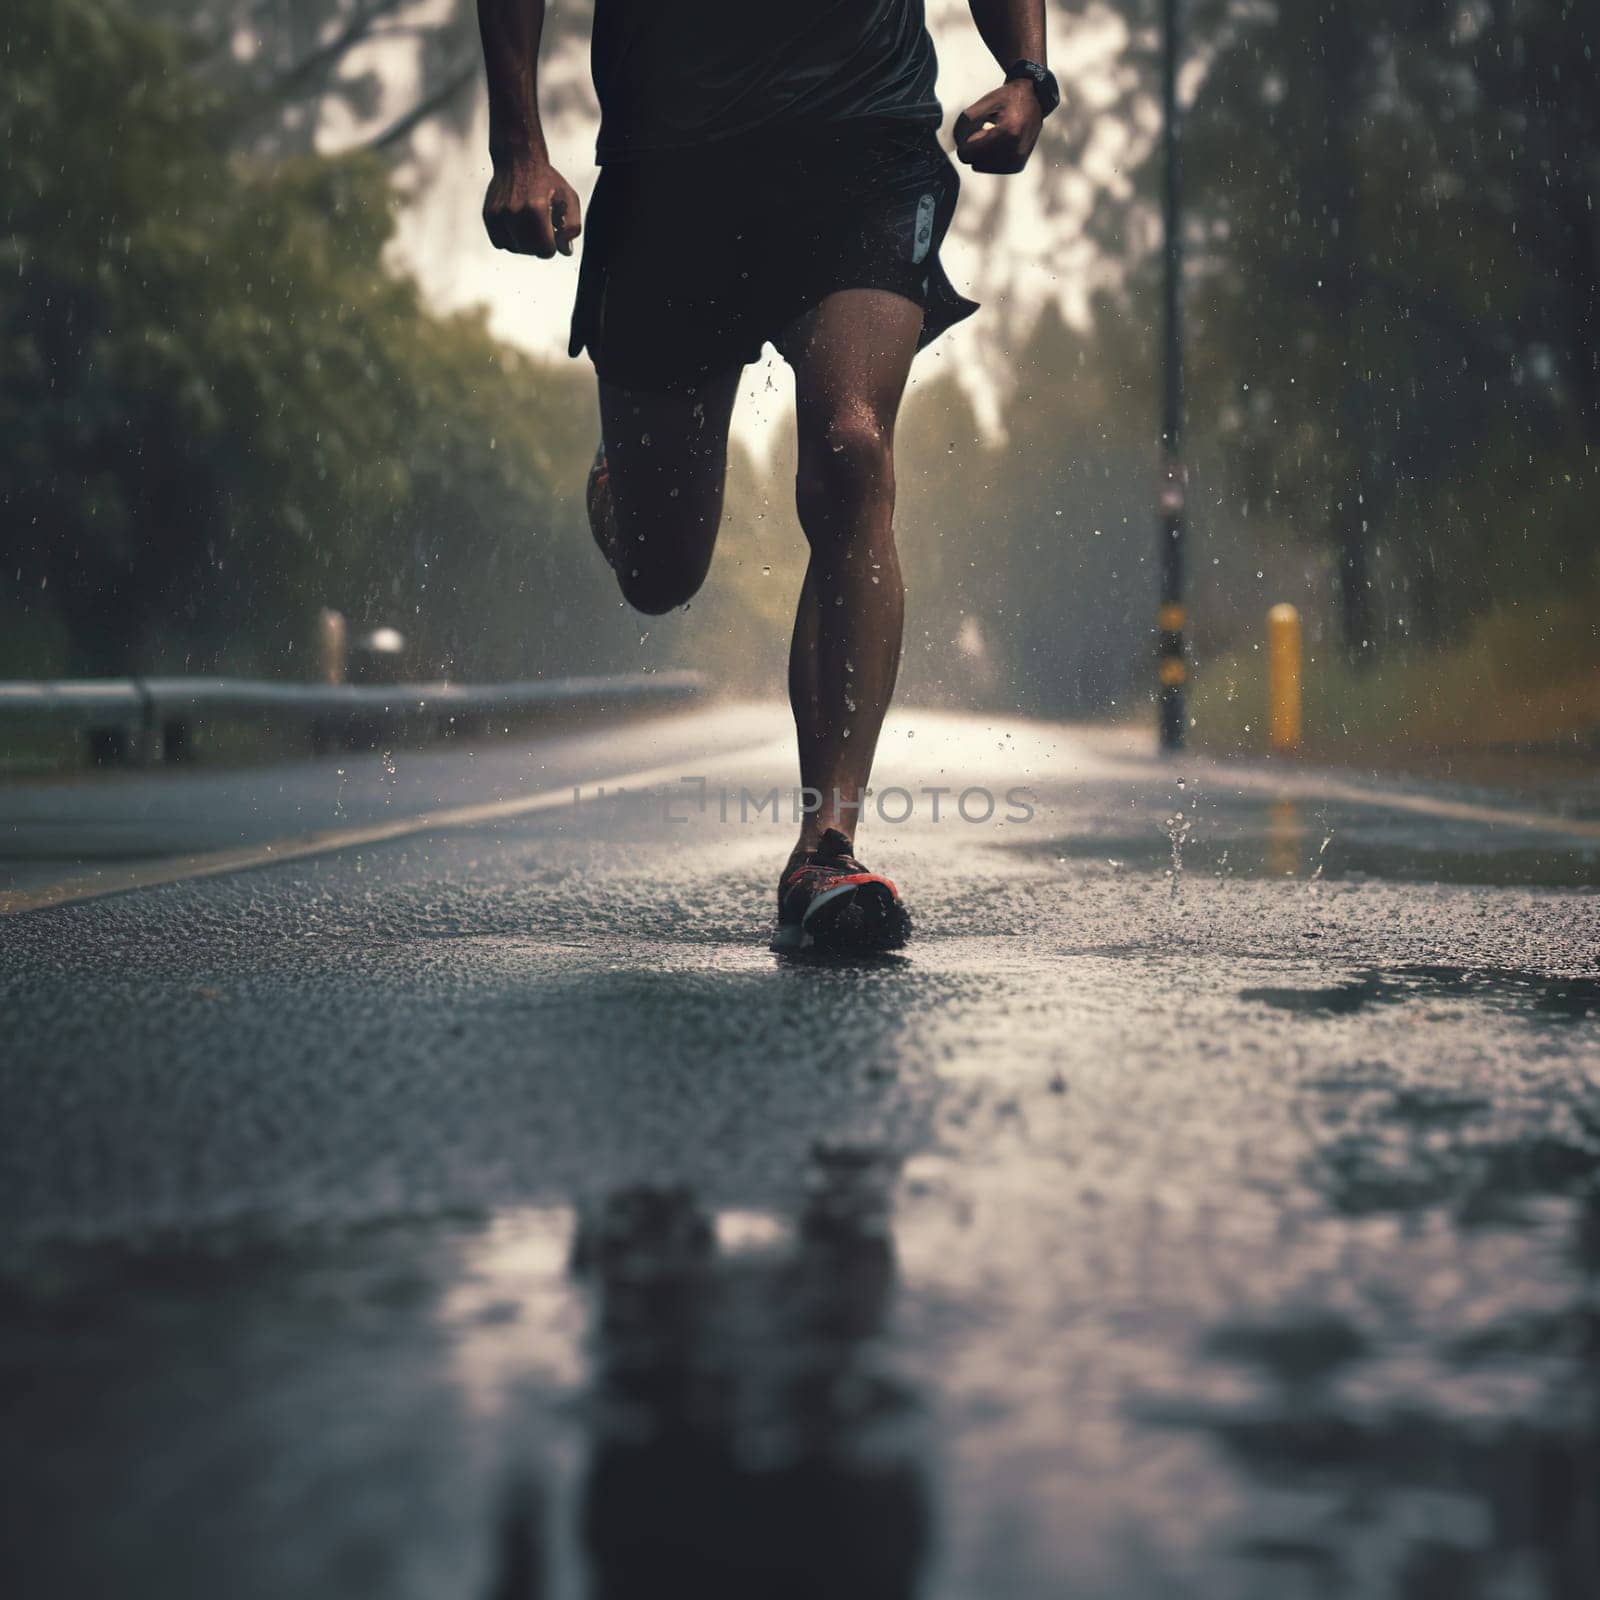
[{"left": 1163, "top": 809, "right": 1192, "bottom": 902}]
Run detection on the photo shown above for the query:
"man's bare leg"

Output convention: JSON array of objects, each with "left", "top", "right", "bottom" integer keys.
[
  {"left": 782, "top": 290, "right": 922, "bottom": 857},
  {"left": 596, "top": 369, "right": 742, "bottom": 614}
]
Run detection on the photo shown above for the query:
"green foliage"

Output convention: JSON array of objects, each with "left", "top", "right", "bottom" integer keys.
[
  {"left": 1158, "top": 0, "right": 1600, "bottom": 654},
  {"left": 1, "top": 0, "right": 608, "bottom": 678}
]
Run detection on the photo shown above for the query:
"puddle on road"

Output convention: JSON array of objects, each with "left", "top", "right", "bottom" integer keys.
[
  {"left": 1145, "top": 1137, "right": 1600, "bottom": 1597},
  {"left": 1022, "top": 790, "right": 1600, "bottom": 888},
  {"left": 1240, "top": 963, "right": 1600, "bottom": 1024},
  {"left": 0, "top": 1146, "right": 931, "bottom": 1600},
  {"left": 7, "top": 1120, "right": 1600, "bottom": 1599}
]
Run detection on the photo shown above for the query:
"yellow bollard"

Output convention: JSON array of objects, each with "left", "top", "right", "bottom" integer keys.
[{"left": 1267, "top": 603, "right": 1302, "bottom": 751}]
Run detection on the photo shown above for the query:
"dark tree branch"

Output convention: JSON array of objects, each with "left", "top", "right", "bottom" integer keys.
[
  {"left": 360, "top": 57, "right": 477, "bottom": 151},
  {"left": 262, "top": 0, "right": 411, "bottom": 107}
]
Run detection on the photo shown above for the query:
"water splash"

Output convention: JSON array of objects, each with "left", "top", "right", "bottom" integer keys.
[
  {"left": 1163, "top": 809, "right": 1192, "bottom": 901},
  {"left": 1309, "top": 829, "right": 1335, "bottom": 887}
]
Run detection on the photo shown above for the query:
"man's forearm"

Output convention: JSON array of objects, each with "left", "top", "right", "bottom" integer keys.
[
  {"left": 478, "top": 0, "right": 548, "bottom": 162},
  {"left": 968, "top": 0, "right": 1046, "bottom": 69}
]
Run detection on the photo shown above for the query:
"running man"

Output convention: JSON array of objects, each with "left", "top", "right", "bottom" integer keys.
[{"left": 478, "top": 0, "right": 1057, "bottom": 952}]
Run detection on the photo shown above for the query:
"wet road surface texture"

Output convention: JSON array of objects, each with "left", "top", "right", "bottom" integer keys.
[{"left": 3, "top": 705, "right": 1598, "bottom": 1598}]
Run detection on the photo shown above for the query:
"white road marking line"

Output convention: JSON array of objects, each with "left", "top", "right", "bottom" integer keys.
[
  {"left": 0, "top": 741, "right": 789, "bottom": 916},
  {"left": 1042, "top": 741, "right": 1600, "bottom": 842},
  {"left": 1273, "top": 771, "right": 1600, "bottom": 841}
]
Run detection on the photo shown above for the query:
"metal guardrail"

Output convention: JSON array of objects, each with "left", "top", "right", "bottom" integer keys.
[{"left": 0, "top": 671, "right": 709, "bottom": 767}]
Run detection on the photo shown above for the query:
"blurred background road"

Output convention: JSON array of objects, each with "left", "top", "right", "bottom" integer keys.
[{"left": 4, "top": 704, "right": 1597, "bottom": 1598}]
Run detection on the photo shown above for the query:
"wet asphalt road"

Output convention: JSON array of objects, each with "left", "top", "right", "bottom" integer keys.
[{"left": 2, "top": 704, "right": 1598, "bottom": 1599}]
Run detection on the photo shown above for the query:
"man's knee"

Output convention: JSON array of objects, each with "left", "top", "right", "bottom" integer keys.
[
  {"left": 795, "top": 409, "right": 895, "bottom": 534},
  {"left": 619, "top": 566, "right": 705, "bottom": 615},
  {"left": 613, "top": 527, "right": 713, "bottom": 615},
  {"left": 609, "top": 490, "right": 717, "bottom": 614}
]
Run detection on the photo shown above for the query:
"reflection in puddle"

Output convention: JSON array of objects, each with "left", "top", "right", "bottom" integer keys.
[
  {"left": 1023, "top": 789, "right": 1600, "bottom": 888},
  {"left": 1266, "top": 797, "right": 1302, "bottom": 879},
  {"left": 570, "top": 1147, "right": 928, "bottom": 1600}
]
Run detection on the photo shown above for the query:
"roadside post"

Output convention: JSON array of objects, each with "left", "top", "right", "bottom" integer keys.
[
  {"left": 1156, "top": 0, "right": 1187, "bottom": 752},
  {"left": 1267, "top": 603, "right": 1302, "bottom": 752}
]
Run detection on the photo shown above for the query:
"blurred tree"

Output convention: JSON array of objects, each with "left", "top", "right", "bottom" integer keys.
[
  {"left": 988, "top": 300, "right": 1152, "bottom": 713},
  {"left": 1, "top": 0, "right": 603, "bottom": 678},
  {"left": 126, "top": 0, "right": 595, "bottom": 158},
  {"left": 1097, "top": 0, "right": 1597, "bottom": 659}
]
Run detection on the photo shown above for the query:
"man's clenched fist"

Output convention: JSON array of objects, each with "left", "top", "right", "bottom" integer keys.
[
  {"left": 483, "top": 158, "right": 582, "bottom": 258},
  {"left": 953, "top": 80, "right": 1044, "bottom": 175}
]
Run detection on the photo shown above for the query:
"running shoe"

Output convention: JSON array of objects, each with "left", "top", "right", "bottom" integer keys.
[
  {"left": 771, "top": 828, "right": 911, "bottom": 954},
  {"left": 586, "top": 443, "right": 619, "bottom": 571}
]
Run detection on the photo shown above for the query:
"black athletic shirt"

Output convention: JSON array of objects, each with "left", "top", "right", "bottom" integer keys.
[{"left": 591, "top": 0, "right": 942, "bottom": 163}]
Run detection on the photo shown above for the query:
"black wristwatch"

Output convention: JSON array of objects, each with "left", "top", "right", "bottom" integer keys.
[{"left": 1006, "top": 59, "right": 1060, "bottom": 117}]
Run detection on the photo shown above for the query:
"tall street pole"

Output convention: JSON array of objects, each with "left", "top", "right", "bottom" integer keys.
[{"left": 1156, "top": 0, "right": 1187, "bottom": 752}]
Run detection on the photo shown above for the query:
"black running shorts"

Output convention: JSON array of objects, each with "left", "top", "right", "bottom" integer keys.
[{"left": 569, "top": 120, "right": 977, "bottom": 393}]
